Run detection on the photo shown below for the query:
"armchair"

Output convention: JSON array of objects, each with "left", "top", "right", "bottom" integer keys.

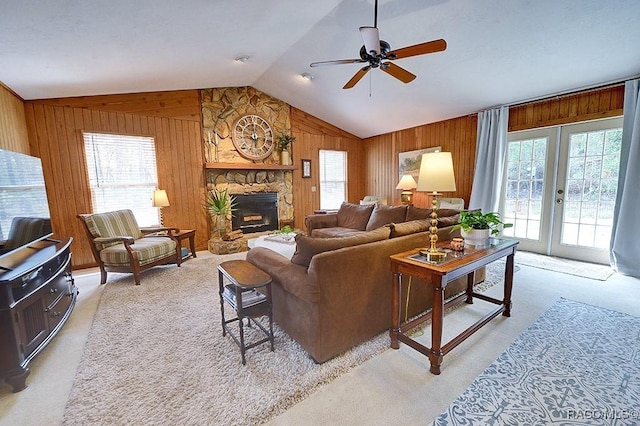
[{"left": 78, "top": 209, "right": 180, "bottom": 285}]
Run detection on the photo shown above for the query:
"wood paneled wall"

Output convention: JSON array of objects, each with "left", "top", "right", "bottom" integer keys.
[
  {"left": 509, "top": 84, "right": 624, "bottom": 132},
  {"left": 290, "top": 107, "right": 365, "bottom": 230},
  {"left": 24, "top": 91, "right": 205, "bottom": 269},
  {"left": 364, "top": 115, "right": 479, "bottom": 209},
  {"left": 0, "top": 83, "right": 29, "bottom": 154}
]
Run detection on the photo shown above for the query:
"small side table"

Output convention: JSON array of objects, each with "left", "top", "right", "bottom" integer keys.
[
  {"left": 218, "top": 260, "right": 274, "bottom": 365},
  {"left": 171, "top": 229, "right": 196, "bottom": 264}
]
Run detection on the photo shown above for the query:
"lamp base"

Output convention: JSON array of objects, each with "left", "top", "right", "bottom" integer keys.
[
  {"left": 400, "top": 191, "right": 413, "bottom": 205},
  {"left": 419, "top": 248, "right": 448, "bottom": 261}
]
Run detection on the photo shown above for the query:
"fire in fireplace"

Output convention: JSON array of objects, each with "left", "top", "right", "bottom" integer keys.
[{"left": 231, "top": 192, "right": 279, "bottom": 234}]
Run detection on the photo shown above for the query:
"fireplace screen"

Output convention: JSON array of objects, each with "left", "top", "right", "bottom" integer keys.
[{"left": 231, "top": 192, "right": 278, "bottom": 234}]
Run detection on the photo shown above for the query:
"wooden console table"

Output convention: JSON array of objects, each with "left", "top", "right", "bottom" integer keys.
[{"left": 389, "top": 238, "right": 518, "bottom": 374}]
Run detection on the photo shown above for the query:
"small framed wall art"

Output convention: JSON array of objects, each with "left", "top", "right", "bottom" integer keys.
[{"left": 302, "top": 159, "right": 311, "bottom": 178}]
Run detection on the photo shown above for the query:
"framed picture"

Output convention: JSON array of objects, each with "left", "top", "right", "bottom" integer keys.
[
  {"left": 398, "top": 146, "right": 441, "bottom": 181},
  {"left": 302, "top": 159, "right": 311, "bottom": 178}
]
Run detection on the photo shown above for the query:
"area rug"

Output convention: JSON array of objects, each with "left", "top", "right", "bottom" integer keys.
[
  {"left": 433, "top": 298, "right": 640, "bottom": 425},
  {"left": 62, "top": 253, "right": 507, "bottom": 426},
  {"left": 516, "top": 251, "right": 614, "bottom": 281}
]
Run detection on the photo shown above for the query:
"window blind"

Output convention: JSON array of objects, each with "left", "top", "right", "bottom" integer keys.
[
  {"left": 83, "top": 132, "right": 160, "bottom": 226},
  {"left": 319, "top": 150, "right": 347, "bottom": 210}
]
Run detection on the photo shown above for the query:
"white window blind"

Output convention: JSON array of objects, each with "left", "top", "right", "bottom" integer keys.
[
  {"left": 83, "top": 132, "right": 159, "bottom": 226},
  {"left": 319, "top": 150, "right": 347, "bottom": 210}
]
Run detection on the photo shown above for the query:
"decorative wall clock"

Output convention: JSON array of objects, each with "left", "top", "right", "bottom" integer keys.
[{"left": 231, "top": 114, "right": 275, "bottom": 160}]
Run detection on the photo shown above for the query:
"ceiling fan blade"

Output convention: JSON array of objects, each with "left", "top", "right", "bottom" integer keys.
[
  {"left": 359, "top": 26, "right": 380, "bottom": 55},
  {"left": 310, "top": 58, "right": 366, "bottom": 67},
  {"left": 380, "top": 62, "right": 416, "bottom": 84},
  {"left": 387, "top": 39, "right": 447, "bottom": 60},
  {"left": 343, "top": 66, "right": 371, "bottom": 89}
]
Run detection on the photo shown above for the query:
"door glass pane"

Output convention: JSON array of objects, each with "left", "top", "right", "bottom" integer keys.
[
  {"left": 502, "top": 138, "right": 547, "bottom": 240},
  {"left": 560, "top": 128, "right": 621, "bottom": 248}
]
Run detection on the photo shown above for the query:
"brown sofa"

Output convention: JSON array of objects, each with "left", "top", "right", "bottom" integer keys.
[{"left": 247, "top": 202, "right": 485, "bottom": 363}]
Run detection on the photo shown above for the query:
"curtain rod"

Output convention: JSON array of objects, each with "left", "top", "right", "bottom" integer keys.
[{"left": 497, "top": 73, "right": 640, "bottom": 110}]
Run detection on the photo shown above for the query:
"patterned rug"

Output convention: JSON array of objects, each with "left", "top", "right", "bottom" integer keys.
[
  {"left": 515, "top": 251, "right": 614, "bottom": 281},
  {"left": 433, "top": 298, "right": 640, "bottom": 425}
]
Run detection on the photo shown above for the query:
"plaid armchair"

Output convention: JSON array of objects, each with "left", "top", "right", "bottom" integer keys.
[{"left": 78, "top": 209, "right": 180, "bottom": 285}]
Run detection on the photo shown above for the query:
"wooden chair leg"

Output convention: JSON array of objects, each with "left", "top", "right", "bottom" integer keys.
[{"left": 99, "top": 268, "right": 107, "bottom": 285}]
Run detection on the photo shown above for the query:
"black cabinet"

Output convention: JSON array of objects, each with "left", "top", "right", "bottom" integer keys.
[{"left": 0, "top": 238, "right": 76, "bottom": 392}]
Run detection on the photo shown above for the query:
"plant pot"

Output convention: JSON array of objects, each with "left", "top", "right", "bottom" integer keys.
[
  {"left": 461, "top": 228, "right": 491, "bottom": 247},
  {"left": 213, "top": 215, "right": 228, "bottom": 238},
  {"left": 280, "top": 150, "right": 291, "bottom": 165}
]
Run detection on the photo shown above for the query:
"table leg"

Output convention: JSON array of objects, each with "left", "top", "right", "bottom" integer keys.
[
  {"left": 465, "top": 271, "right": 474, "bottom": 304},
  {"left": 503, "top": 252, "right": 515, "bottom": 317},
  {"left": 390, "top": 272, "right": 401, "bottom": 350},
  {"left": 429, "top": 278, "right": 445, "bottom": 374},
  {"left": 189, "top": 233, "right": 197, "bottom": 258}
]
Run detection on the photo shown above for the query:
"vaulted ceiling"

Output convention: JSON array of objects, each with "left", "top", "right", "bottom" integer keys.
[{"left": 2, "top": 0, "right": 639, "bottom": 138}]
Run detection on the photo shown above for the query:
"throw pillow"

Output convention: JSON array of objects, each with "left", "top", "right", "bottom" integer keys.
[
  {"left": 336, "top": 202, "right": 375, "bottom": 230},
  {"left": 291, "top": 226, "right": 390, "bottom": 267},
  {"left": 365, "top": 204, "right": 408, "bottom": 231}
]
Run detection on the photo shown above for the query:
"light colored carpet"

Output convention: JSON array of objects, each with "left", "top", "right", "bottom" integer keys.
[
  {"left": 516, "top": 251, "right": 614, "bottom": 281},
  {"left": 433, "top": 298, "right": 640, "bottom": 425},
  {"left": 61, "top": 253, "right": 505, "bottom": 426}
]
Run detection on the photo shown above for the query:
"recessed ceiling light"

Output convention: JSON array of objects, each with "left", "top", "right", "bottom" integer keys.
[
  {"left": 235, "top": 56, "right": 250, "bottom": 63},
  {"left": 301, "top": 72, "right": 314, "bottom": 81}
]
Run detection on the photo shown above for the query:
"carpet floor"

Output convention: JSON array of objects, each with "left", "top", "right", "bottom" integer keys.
[
  {"left": 515, "top": 251, "right": 614, "bottom": 281},
  {"left": 433, "top": 298, "right": 640, "bottom": 425},
  {"left": 61, "top": 253, "right": 507, "bottom": 426}
]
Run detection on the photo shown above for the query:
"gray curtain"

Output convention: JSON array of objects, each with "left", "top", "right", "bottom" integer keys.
[
  {"left": 469, "top": 106, "right": 509, "bottom": 213},
  {"left": 610, "top": 79, "right": 640, "bottom": 277}
]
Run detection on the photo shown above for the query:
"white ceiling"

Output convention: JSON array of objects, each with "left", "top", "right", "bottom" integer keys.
[{"left": 2, "top": 0, "right": 639, "bottom": 138}]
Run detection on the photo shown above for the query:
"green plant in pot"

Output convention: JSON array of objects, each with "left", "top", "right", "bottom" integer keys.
[
  {"left": 451, "top": 210, "right": 513, "bottom": 247},
  {"left": 204, "top": 187, "right": 236, "bottom": 237},
  {"left": 276, "top": 133, "right": 296, "bottom": 165}
]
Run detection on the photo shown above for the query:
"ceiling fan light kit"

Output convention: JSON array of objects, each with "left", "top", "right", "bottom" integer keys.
[{"left": 309, "top": 0, "right": 446, "bottom": 89}]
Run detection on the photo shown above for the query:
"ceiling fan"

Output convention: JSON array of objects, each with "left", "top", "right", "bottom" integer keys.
[{"left": 310, "top": 0, "right": 447, "bottom": 89}]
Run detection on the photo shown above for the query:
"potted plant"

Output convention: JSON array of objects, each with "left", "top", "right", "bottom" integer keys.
[
  {"left": 451, "top": 210, "right": 513, "bottom": 246},
  {"left": 276, "top": 133, "right": 296, "bottom": 165},
  {"left": 204, "top": 187, "right": 236, "bottom": 237}
]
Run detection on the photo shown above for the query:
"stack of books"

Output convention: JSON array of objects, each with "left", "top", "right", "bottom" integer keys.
[{"left": 222, "top": 284, "right": 267, "bottom": 308}]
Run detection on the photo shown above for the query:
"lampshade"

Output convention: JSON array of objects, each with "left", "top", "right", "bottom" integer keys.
[
  {"left": 416, "top": 152, "right": 456, "bottom": 192},
  {"left": 152, "top": 189, "right": 170, "bottom": 207},
  {"left": 395, "top": 174, "right": 418, "bottom": 190}
]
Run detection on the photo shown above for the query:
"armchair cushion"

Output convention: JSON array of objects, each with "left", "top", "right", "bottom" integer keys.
[
  {"left": 100, "top": 236, "right": 178, "bottom": 267},
  {"left": 2, "top": 216, "right": 52, "bottom": 250},
  {"left": 84, "top": 209, "right": 143, "bottom": 248}
]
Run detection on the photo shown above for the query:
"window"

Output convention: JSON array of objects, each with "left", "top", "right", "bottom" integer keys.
[
  {"left": 83, "top": 132, "right": 159, "bottom": 226},
  {"left": 319, "top": 150, "right": 347, "bottom": 210}
]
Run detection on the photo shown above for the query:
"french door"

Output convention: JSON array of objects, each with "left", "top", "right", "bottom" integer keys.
[{"left": 501, "top": 117, "right": 623, "bottom": 264}]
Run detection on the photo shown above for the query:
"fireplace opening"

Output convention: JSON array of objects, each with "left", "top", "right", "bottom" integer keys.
[{"left": 231, "top": 192, "right": 278, "bottom": 234}]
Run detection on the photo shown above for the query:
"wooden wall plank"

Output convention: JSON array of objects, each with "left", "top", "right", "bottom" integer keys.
[{"left": 0, "top": 84, "right": 29, "bottom": 154}]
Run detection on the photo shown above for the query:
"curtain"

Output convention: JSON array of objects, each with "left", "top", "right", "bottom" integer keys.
[
  {"left": 469, "top": 106, "right": 509, "bottom": 213},
  {"left": 610, "top": 79, "right": 640, "bottom": 277}
]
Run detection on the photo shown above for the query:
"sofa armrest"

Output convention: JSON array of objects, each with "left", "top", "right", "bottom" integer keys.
[
  {"left": 305, "top": 213, "right": 338, "bottom": 235},
  {"left": 246, "top": 247, "right": 319, "bottom": 303}
]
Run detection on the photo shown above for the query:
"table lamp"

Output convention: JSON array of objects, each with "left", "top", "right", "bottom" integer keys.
[
  {"left": 396, "top": 174, "right": 417, "bottom": 205},
  {"left": 416, "top": 152, "right": 456, "bottom": 260},
  {"left": 152, "top": 189, "right": 170, "bottom": 225}
]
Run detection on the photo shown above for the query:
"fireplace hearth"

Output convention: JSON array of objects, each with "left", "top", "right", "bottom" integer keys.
[{"left": 232, "top": 192, "right": 278, "bottom": 234}]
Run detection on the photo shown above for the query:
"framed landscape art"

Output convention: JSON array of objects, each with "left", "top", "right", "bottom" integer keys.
[{"left": 398, "top": 146, "right": 441, "bottom": 180}]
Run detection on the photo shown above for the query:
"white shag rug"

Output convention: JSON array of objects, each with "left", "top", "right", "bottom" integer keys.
[{"left": 62, "top": 253, "right": 506, "bottom": 426}]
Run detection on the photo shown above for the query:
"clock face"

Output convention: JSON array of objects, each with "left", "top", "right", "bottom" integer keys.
[{"left": 231, "top": 114, "right": 275, "bottom": 160}]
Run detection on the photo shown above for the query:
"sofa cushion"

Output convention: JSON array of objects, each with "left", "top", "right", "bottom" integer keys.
[
  {"left": 311, "top": 227, "right": 367, "bottom": 238},
  {"left": 405, "top": 205, "right": 460, "bottom": 225},
  {"left": 365, "top": 204, "right": 408, "bottom": 231},
  {"left": 389, "top": 219, "right": 431, "bottom": 238},
  {"left": 291, "top": 226, "right": 390, "bottom": 267},
  {"left": 336, "top": 202, "right": 375, "bottom": 230}
]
